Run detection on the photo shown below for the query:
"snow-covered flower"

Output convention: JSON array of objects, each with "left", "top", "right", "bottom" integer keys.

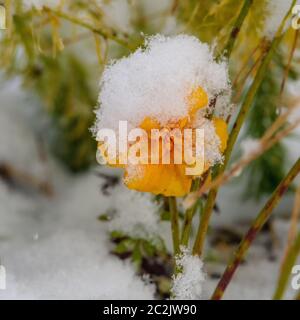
[
  {"left": 171, "top": 246, "right": 205, "bottom": 300},
  {"left": 94, "top": 35, "right": 231, "bottom": 197}
]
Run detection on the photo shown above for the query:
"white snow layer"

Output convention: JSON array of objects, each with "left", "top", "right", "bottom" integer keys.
[
  {"left": 0, "top": 80, "right": 155, "bottom": 300},
  {"left": 95, "top": 34, "right": 231, "bottom": 133},
  {"left": 106, "top": 186, "right": 167, "bottom": 241},
  {"left": 171, "top": 247, "right": 205, "bottom": 300}
]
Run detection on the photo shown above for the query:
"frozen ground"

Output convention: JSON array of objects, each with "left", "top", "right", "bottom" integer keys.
[{"left": 0, "top": 79, "right": 299, "bottom": 299}]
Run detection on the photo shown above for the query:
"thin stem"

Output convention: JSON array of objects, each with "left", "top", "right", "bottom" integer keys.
[
  {"left": 44, "top": 8, "right": 133, "bottom": 50},
  {"left": 181, "top": 178, "right": 200, "bottom": 246},
  {"left": 282, "top": 184, "right": 300, "bottom": 258},
  {"left": 273, "top": 232, "right": 300, "bottom": 299},
  {"left": 169, "top": 196, "right": 180, "bottom": 255},
  {"left": 93, "top": 33, "right": 104, "bottom": 67},
  {"left": 233, "top": 52, "right": 264, "bottom": 103},
  {"left": 189, "top": 116, "right": 300, "bottom": 199},
  {"left": 221, "top": 0, "right": 253, "bottom": 59},
  {"left": 224, "top": 1, "right": 296, "bottom": 169},
  {"left": 232, "top": 41, "right": 262, "bottom": 87},
  {"left": 171, "top": 0, "right": 179, "bottom": 14},
  {"left": 192, "top": 1, "right": 296, "bottom": 256},
  {"left": 192, "top": 186, "right": 218, "bottom": 255},
  {"left": 273, "top": 183, "right": 300, "bottom": 299},
  {"left": 211, "top": 158, "right": 300, "bottom": 300},
  {"left": 184, "top": 1, "right": 201, "bottom": 30},
  {"left": 280, "top": 29, "right": 299, "bottom": 95},
  {"left": 4, "top": 0, "right": 12, "bottom": 36}
]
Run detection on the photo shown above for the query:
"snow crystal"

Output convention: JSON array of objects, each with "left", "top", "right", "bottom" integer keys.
[
  {"left": 95, "top": 34, "right": 231, "bottom": 133},
  {"left": 171, "top": 247, "right": 205, "bottom": 300},
  {"left": 263, "top": 0, "right": 294, "bottom": 39}
]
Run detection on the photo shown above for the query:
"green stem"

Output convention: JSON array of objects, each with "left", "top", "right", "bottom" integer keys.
[
  {"left": 221, "top": 0, "right": 253, "bottom": 59},
  {"left": 169, "top": 196, "right": 180, "bottom": 255},
  {"left": 45, "top": 8, "right": 133, "bottom": 49},
  {"left": 181, "top": 178, "right": 200, "bottom": 246},
  {"left": 192, "top": 186, "right": 218, "bottom": 255},
  {"left": 211, "top": 158, "right": 300, "bottom": 300},
  {"left": 192, "top": 1, "right": 296, "bottom": 257},
  {"left": 273, "top": 232, "right": 300, "bottom": 299},
  {"left": 224, "top": 2, "right": 296, "bottom": 170},
  {"left": 4, "top": 0, "right": 12, "bottom": 36}
]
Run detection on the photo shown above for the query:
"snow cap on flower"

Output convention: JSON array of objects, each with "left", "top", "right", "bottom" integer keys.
[
  {"left": 95, "top": 34, "right": 231, "bottom": 132},
  {"left": 171, "top": 246, "right": 205, "bottom": 300},
  {"left": 94, "top": 34, "right": 231, "bottom": 197}
]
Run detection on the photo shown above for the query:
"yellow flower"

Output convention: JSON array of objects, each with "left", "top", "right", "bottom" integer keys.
[
  {"left": 98, "top": 86, "right": 228, "bottom": 197},
  {"left": 212, "top": 117, "right": 228, "bottom": 153}
]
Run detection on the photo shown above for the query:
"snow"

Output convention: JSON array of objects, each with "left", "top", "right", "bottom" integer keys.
[
  {"left": 105, "top": 186, "right": 167, "bottom": 242},
  {"left": 95, "top": 34, "right": 231, "bottom": 133},
  {"left": 204, "top": 219, "right": 300, "bottom": 300},
  {"left": 94, "top": 35, "right": 231, "bottom": 177},
  {"left": 0, "top": 79, "right": 155, "bottom": 300},
  {"left": 193, "top": 118, "right": 224, "bottom": 166},
  {"left": 171, "top": 246, "right": 205, "bottom": 300}
]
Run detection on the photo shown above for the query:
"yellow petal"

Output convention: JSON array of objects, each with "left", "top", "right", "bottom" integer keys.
[
  {"left": 188, "top": 86, "right": 209, "bottom": 115},
  {"left": 124, "top": 164, "right": 192, "bottom": 197},
  {"left": 212, "top": 117, "right": 228, "bottom": 153},
  {"left": 178, "top": 116, "right": 189, "bottom": 129},
  {"left": 140, "top": 117, "right": 160, "bottom": 132}
]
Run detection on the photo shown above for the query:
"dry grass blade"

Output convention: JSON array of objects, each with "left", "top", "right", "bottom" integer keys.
[
  {"left": 273, "top": 184, "right": 300, "bottom": 299},
  {"left": 212, "top": 158, "right": 300, "bottom": 300}
]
